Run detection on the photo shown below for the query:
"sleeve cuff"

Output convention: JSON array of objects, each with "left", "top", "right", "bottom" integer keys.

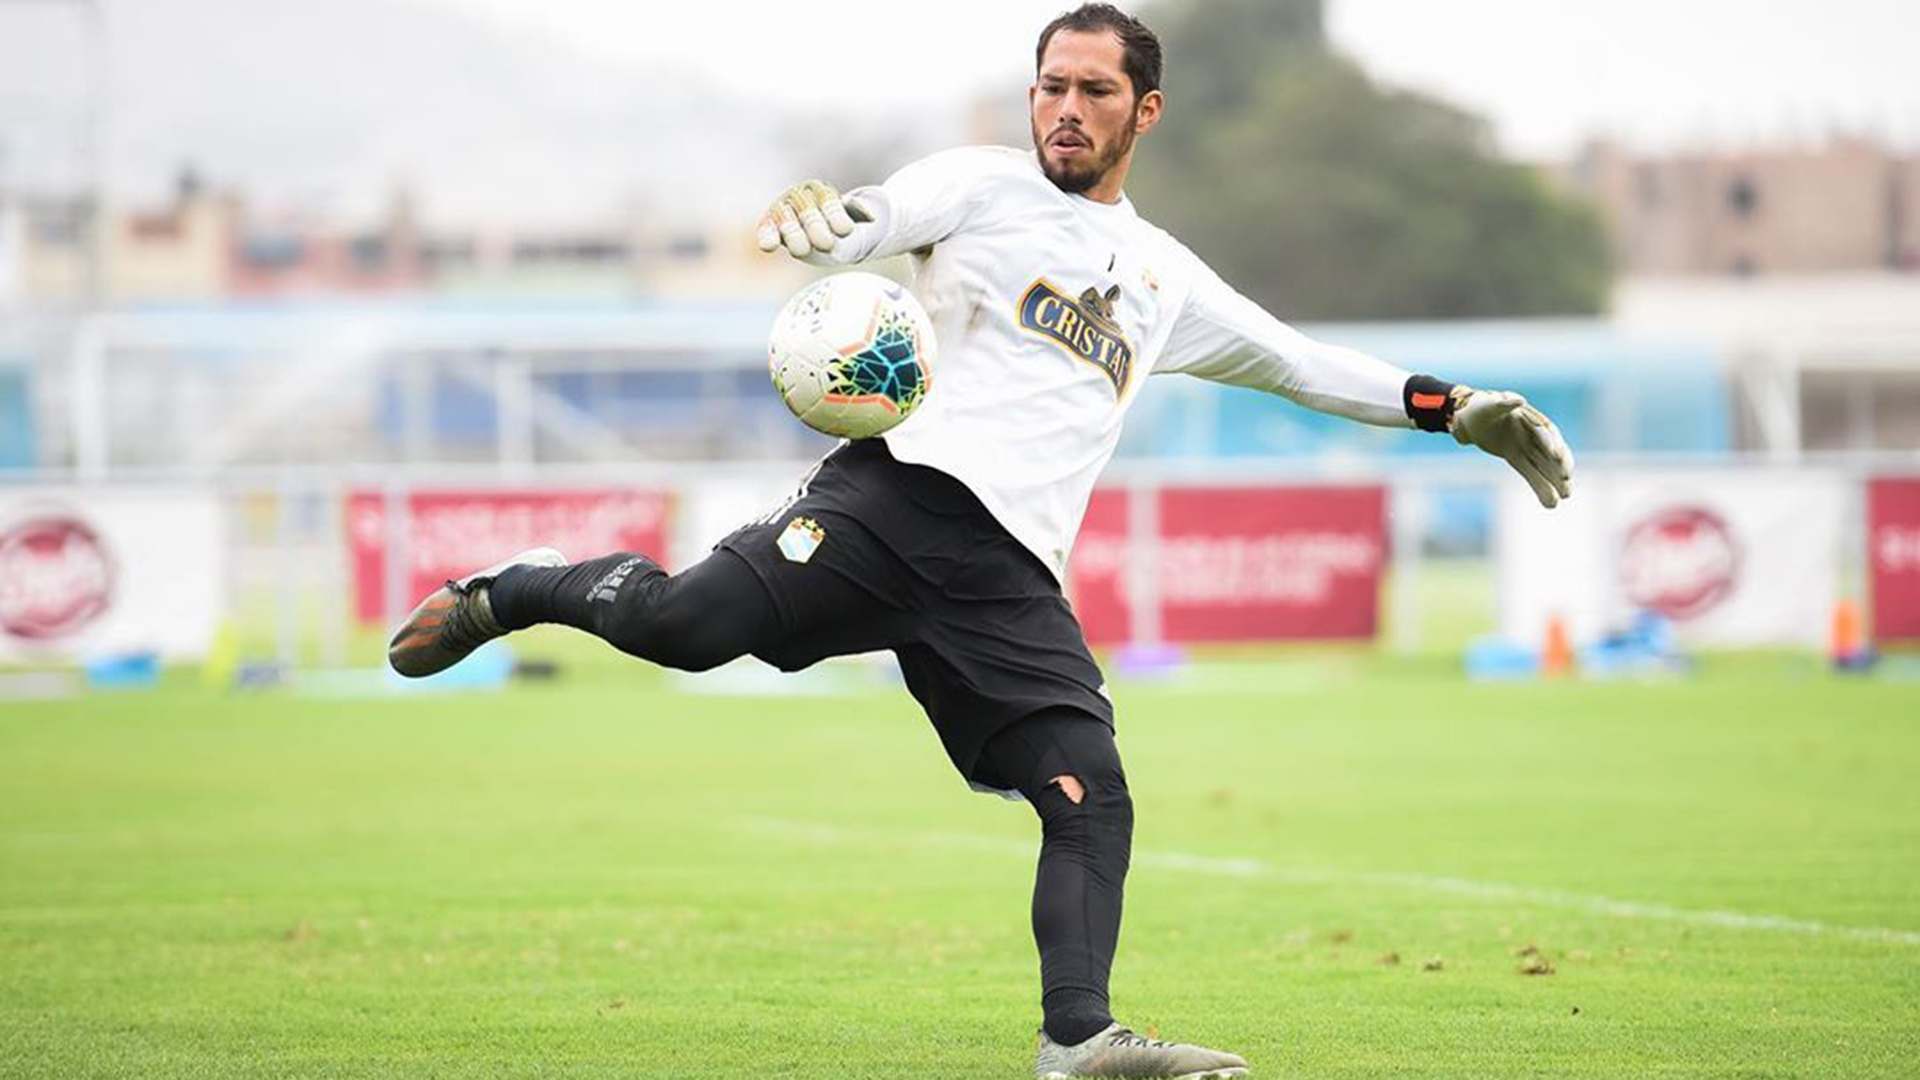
[{"left": 1403, "top": 374, "right": 1459, "bottom": 433}]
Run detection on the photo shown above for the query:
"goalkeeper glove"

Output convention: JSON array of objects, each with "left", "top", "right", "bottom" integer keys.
[
  {"left": 755, "top": 179, "right": 869, "bottom": 259},
  {"left": 1449, "top": 386, "right": 1575, "bottom": 509}
]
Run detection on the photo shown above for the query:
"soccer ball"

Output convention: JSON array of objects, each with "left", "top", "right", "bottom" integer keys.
[{"left": 768, "top": 271, "right": 936, "bottom": 439}]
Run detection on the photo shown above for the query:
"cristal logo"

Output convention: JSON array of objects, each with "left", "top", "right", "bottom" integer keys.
[
  {"left": 1618, "top": 507, "right": 1739, "bottom": 621},
  {"left": 0, "top": 516, "right": 116, "bottom": 640}
]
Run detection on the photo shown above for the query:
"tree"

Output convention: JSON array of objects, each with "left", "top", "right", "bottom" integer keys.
[{"left": 1130, "top": 0, "right": 1610, "bottom": 319}]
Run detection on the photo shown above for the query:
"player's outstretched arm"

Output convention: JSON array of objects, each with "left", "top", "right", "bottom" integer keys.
[
  {"left": 1160, "top": 259, "right": 1576, "bottom": 509},
  {"left": 1404, "top": 377, "right": 1574, "bottom": 508},
  {"left": 755, "top": 179, "right": 870, "bottom": 260}
]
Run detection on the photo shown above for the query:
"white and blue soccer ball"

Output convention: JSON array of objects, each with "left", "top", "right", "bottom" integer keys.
[{"left": 768, "top": 271, "right": 936, "bottom": 439}]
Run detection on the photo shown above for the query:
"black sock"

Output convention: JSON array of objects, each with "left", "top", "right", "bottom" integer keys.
[
  {"left": 487, "top": 553, "right": 655, "bottom": 632},
  {"left": 1042, "top": 987, "right": 1114, "bottom": 1045}
]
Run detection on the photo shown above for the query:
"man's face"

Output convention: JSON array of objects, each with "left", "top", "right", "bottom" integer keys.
[{"left": 1030, "top": 29, "right": 1159, "bottom": 196}]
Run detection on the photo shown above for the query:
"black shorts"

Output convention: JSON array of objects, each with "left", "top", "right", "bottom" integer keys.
[{"left": 715, "top": 438, "right": 1113, "bottom": 785}]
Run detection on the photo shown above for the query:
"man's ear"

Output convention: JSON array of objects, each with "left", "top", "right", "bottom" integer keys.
[{"left": 1135, "top": 89, "right": 1164, "bottom": 135}]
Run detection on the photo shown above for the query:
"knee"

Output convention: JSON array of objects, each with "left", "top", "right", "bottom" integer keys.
[
  {"left": 644, "top": 634, "right": 735, "bottom": 673},
  {"left": 612, "top": 604, "right": 738, "bottom": 672},
  {"left": 1090, "top": 771, "right": 1134, "bottom": 851},
  {"left": 1036, "top": 766, "right": 1133, "bottom": 859}
]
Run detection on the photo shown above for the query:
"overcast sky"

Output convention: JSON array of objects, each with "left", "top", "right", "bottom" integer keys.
[
  {"left": 2, "top": 0, "right": 1917, "bottom": 226},
  {"left": 1330, "top": 0, "right": 1920, "bottom": 155},
  {"left": 446, "top": 0, "right": 1920, "bottom": 155}
]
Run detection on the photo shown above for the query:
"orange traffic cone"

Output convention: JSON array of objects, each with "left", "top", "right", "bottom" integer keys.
[
  {"left": 1542, "top": 613, "right": 1574, "bottom": 678},
  {"left": 1831, "top": 598, "right": 1861, "bottom": 658},
  {"left": 1830, "top": 598, "right": 1867, "bottom": 670}
]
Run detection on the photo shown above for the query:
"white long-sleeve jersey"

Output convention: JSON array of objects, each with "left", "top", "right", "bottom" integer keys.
[{"left": 807, "top": 145, "right": 1416, "bottom": 580}]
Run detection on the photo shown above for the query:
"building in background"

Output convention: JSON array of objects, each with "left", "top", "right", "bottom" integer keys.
[
  {"left": 105, "top": 167, "right": 232, "bottom": 300},
  {"left": 1616, "top": 274, "right": 1920, "bottom": 453},
  {"left": 1, "top": 193, "right": 92, "bottom": 302},
  {"left": 1566, "top": 136, "right": 1920, "bottom": 277},
  {"left": 228, "top": 187, "right": 424, "bottom": 298},
  {"left": 1552, "top": 136, "right": 1920, "bottom": 456},
  {"left": 3, "top": 167, "right": 805, "bottom": 305}
]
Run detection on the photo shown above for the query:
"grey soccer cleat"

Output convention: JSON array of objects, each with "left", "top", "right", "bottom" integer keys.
[
  {"left": 1035, "top": 1022, "right": 1249, "bottom": 1078},
  {"left": 387, "top": 547, "right": 566, "bottom": 678}
]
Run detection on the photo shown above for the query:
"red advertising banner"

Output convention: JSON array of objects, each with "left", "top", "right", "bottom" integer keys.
[
  {"left": 1070, "top": 485, "right": 1387, "bottom": 645},
  {"left": 346, "top": 489, "right": 670, "bottom": 623},
  {"left": 1868, "top": 477, "right": 1920, "bottom": 640},
  {"left": 1070, "top": 489, "right": 1134, "bottom": 646}
]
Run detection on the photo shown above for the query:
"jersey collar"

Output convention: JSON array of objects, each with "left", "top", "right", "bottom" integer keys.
[
  {"left": 1068, "top": 189, "right": 1137, "bottom": 222},
  {"left": 1017, "top": 148, "right": 1139, "bottom": 220}
]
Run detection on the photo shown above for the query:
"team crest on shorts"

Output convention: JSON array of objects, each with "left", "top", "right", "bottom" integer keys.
[{"left": 777, "top": 516, "right": 826, "bottom": 564}]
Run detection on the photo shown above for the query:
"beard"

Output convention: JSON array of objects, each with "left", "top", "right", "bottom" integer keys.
[{"left": 1033, "top": 114, "right": 1138, "bottom": 195}]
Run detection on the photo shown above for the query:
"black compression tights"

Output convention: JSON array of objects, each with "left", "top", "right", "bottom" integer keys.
[
  {"left": 486, "top": 550, "right": 777, "bottom": 671},
  {"left": 489, "top": 553, "right": 1131, "bottom": 1046},
  {"left": 979, "top": 709, "right": 1133, "bottom": 1047}
]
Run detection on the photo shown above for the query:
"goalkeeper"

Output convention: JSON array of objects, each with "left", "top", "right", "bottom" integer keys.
[{"left": 390, "top": 4, "right": 1573, "bottom": 1077}]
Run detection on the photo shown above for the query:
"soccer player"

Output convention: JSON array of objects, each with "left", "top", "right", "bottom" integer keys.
[{"left": 389, "top": 4, "right": 1574, "bottom": 1076}]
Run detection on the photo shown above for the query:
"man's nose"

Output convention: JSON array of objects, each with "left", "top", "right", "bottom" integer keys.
[{"left": 1057, "top": 88, "right": 1085, "bottom": 123}]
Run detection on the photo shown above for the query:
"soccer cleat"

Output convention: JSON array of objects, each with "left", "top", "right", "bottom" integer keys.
[
  {"left": 386, "top": 547, "right": 566, "bottom": 678},
  {"left": 1035, "top": 1023, "right": 1249, "bottom": 1078}
]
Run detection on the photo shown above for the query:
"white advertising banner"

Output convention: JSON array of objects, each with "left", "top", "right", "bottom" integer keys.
[
  {"left": 669, "top": 472, "right": 799, "bottom": 571},
  {"left": 0, "top": 488, "right": 226, "bottom": 661},
  {"left": 1498, "top": 470, "right": 1844, "bottom": 647}
]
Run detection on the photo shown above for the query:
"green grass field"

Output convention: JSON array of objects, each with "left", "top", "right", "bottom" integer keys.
[{"left": 3, "top": 648, "right": 1918, "bottom": 1078}]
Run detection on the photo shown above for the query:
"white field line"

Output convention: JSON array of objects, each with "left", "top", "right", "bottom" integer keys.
[{"left": 736, "top": 817, "right": 1920, "bottom": 947}]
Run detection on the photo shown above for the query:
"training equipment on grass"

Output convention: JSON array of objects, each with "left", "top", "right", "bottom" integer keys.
[{"left": 768, "top": 271, "right": 935, "bottom": 439}]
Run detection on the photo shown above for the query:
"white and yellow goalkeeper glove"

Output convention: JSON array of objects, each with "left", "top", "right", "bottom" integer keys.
[
  {"left": 1449, "top": 386, "right": 1575, "bottom": 508},
  {"left": 755, "top": 179, "right": 869, "bottom": 259}
]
